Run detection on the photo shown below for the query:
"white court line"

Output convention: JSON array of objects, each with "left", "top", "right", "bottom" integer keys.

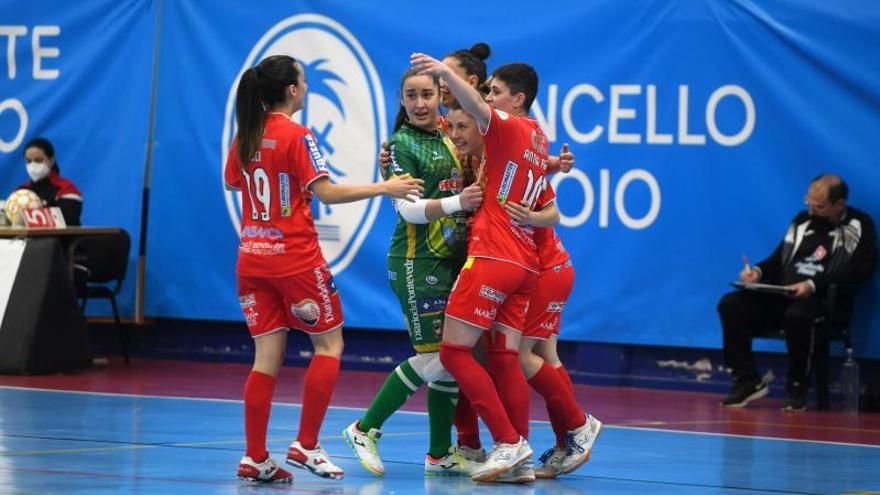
[{"left": 2, "top": 385, "right": 878, "bottom": 450}]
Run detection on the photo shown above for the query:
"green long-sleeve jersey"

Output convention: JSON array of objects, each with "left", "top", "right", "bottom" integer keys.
[{"left": 387, "top": 123, "right": 468, "bottom": 260}]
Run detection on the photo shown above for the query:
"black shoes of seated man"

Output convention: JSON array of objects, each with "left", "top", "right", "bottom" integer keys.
[{"left": 721, "top": 378, "right": 807, "bottom": 411}]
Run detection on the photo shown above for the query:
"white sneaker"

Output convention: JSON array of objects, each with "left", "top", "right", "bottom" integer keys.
[
  {"left": 342, "top": 420, "right": 384, "bottom": 475},
  {"left": 560, "top": 414, "right": 602, "bottom": 474},
  {"left": 285, "top": 441, "right": 344, "bottom": 480},
  {"left": 237, "top": 455, "right": 293, "bottom": 483},
  {"left": 470, "top": 436, "right": 532, "bottom": 482},
  {"left": 534, "top": 446, "right": 566, "bottom": 479},
  {"left": 494, "top": 460, "right": 535, "bottom": 483},
  {"left": 425, "top": 446, "right": 474, "bottom": 477},
  {"left": 457, "top": 444, "right": 487, "bottom": 463}
]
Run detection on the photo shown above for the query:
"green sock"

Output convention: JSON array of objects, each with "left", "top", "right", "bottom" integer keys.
[
  {"left": 426, "top": 380, "right": 458, "bottom": 459},
  {"left": 359, "top": 359, "right": 424, "bottom": 431}
]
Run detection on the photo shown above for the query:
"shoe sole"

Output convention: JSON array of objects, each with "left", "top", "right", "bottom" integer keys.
[
  {"left": 534, "top": 469, "right": 560, "bottom": 479},
  {"left": 721, "top": 385, "right": 769, "bottom": 408},
  {"left": 561, "top": 421, "right": 603, "bottom": 475},
  {"left": 285, "top": 458, "right": 344, "bottom": 480},
  {"left": 237, "top": 475, "right": 292, "bottom": 484},
  {"left": 425, "top": 469, "right": 470, "bottom": 477},
  {"left": 471, "top": 449, "right": 533, "bottom": 482},
  {"left": 342, "top": 429, "right": 384, "bottom": 476}
]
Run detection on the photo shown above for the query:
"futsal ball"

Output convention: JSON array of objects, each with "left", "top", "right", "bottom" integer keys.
[{"left": 4, "top": 189, "right": 43, "bottom": 224}]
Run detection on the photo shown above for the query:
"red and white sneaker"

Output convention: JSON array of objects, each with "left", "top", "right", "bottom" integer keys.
[
  {"left": 286, "top": 441, "right": 344, "bottom": 480},
  {"left": 237, "top": 455, "right": 293, "bottom": 484}
]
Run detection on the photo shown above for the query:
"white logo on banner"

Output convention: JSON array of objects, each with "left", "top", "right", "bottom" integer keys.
[{"left": 221, "top": 14, "right": 386, "bottom": 274}]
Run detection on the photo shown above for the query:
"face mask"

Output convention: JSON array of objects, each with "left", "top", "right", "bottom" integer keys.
[{"left": 26, "top": 161, "right": 50, "bottom": 182}]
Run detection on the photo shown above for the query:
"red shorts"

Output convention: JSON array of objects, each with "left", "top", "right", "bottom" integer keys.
[
  {"left": 237, "top": 264, "right": 343, "bottom": 337},
  {"left": 445, "top": 257, "right": 538, "bottom": 332},
  {"left": 524, "top": 260, "right": 574, "bottom": 339}
]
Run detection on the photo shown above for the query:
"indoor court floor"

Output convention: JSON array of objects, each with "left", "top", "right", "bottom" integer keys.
[{"left": 0, "top": 359, "right": 877, "bottom": 494}]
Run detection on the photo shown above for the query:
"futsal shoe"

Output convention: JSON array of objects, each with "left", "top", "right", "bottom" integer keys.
[
  {"left": 534, "top": 446, "right": 566, "bottom": 478},
  {"left": 494, "top": 460, "right": 536, "bottom": 483},
  {"left": 286, "top": 441, "right": 344, "bottom": 480},
  {"left": 721, "top": 379, "right": 769, "bottom": 408},
  {"left": 470, "top": 436, "right": 532, "bottom": 482},
  {"left": 782, "top": 382, "right": 807, "bottom": 411},
  {"left": 425, "top": 446, "right": 475, "bottom": 476},
  {"left": 343, "top": 420, "right": 385, "bottom": 475},
  {"left": 457, "top": 444, "right": 487, "bottom": 463},
  {"left": 237, "top": 455, "right": 293, "bottom": 483},
  {"left": 560, "top": 414, "right": 602, "bottom": 474}
]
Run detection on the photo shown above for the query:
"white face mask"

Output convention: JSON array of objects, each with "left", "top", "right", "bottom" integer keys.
[{"left": 26, "top": 161, "right": 50, "bottom": 182}]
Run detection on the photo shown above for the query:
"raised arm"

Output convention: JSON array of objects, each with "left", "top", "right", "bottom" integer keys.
[{"left": 411, "top": 52, "right": 491, "bottom": 132}]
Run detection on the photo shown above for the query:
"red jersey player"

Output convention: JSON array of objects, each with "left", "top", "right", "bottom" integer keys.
[
  {"left": 225, "top": 55, "right": 422, "bottom": 484},
  {"left": 412, "top": 52, "right": 554, "bottom": 482}
]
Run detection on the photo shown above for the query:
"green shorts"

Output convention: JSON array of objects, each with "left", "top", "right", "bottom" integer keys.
[{"left": 387, "top": 256, "right": 464, "bottom": 353}]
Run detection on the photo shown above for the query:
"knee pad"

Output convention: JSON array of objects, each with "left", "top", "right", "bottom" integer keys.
[{"left": 408, "top": 352, "right": 452, "bottom": 383}]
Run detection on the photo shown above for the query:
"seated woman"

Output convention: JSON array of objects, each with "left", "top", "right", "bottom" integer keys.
[{"left": 15, "top": 137, "right": 83, "bottom": 226}]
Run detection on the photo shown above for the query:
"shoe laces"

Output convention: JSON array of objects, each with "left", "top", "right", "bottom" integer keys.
[
  {"left": 565, "top": 433, "right": 586, "bottom": 455},
  {"left": 538, "top": 448, "right": 556, "bottom": 464}
]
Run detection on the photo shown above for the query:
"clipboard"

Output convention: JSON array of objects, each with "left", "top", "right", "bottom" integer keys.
[{"left": 730, "top": 281, "right": 796, "bottom": 295}]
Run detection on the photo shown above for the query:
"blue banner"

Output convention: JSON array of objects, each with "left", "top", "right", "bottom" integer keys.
[
  {"left": 0, "top": 0, "right": 156, "bottom": 316},
  {"left": 4, "top": 1, "right": 879, "bottom": 357}
]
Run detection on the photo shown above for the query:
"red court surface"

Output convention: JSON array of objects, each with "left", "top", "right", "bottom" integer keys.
[{"left": 1, "top": 358, "right": 877, "bottom": 446}]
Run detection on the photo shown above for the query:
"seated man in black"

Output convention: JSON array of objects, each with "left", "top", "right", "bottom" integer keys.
[{"left": 718, "top": 174, "right": 876, "bottom": 410}]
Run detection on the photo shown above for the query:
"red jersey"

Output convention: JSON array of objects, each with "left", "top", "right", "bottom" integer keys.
[
  {"left": 469, "top": 108, "right": 550, "bottom": 272},
  {"left": 224, "top": 113, "right": 329, "bottom": 278},
  {"left": 533, "top": 182, "right": 569, "bottom": 269}
]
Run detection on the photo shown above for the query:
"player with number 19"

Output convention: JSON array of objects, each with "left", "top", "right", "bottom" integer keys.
[{"left": 224, "top": 55, "right": 422, "bottom": 484}]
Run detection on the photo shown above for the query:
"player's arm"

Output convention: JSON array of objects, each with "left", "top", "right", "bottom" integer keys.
[
  {"left": 504, "top": 200, "right": 560, "bottom": 227},
  {"left": 546, "top": 144, "right": 574, "bottom": 174},
  {"left": 398, "top": 183, "right": 483, "bottom": 224},
  {"left": 411, "top": 52, "right": 490, "bottom": 131},
  {"left": 310, "top": 175, "right": 424, "bottom": 205}
]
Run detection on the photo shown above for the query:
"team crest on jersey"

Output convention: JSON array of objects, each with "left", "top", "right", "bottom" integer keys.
[
  {"left": 530, "top": 129, "right": 549, "bottom": 156},
  {"left": 222, "top": 14, "right": 387, "bottom": 275},
  {"left": 291, "top": 299, "right": 320, "bottom": 326}
]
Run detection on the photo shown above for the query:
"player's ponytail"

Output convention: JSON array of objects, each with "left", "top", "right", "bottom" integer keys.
[
  {"left": 235, "top": 67, "right": 265, "bottom": 168},
  {"left": 235, "top": 55, "right": 301, "bottom": 168}
]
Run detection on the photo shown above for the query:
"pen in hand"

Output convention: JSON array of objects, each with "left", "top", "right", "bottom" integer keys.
[{"left": 740, "top": 254, "right": 757, "bottom": 282}]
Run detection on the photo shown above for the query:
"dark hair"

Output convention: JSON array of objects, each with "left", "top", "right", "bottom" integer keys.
[
  {"left": 811, "top": 173, "right": 849, "bottom": 203},
  {"left": 444, "top": 42, "right": 491, "bottom": 88},
  {"left": 24, "top": 137, "right": 60, "bottom": 173},
  {"left": 492, "top": 63, "right": 539, "bottom": 112},
  {"left": 393, "top": 68, "right": 440, "bottom": 132},
  {"left": 235, "top": 55, "right": 301, "bottom": 166}
]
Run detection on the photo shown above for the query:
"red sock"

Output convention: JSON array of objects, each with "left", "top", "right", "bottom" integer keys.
[
  {"left": 297, "top": 354, "right": 340, "bottom": 450},
  {"left": 556, "top": 364, "right": 575, "bottom": 393},
  {"left": 440, "top": 342, "right": 519, "bottom": 444},
  {"left": 553, "top": 364, "right": 580, "bottom": 446},
  {"left": 244, "top": 370, "right": 276, "bottom": 462},
  {"left": 530, "top": 363, "right": 585, "bottom": 438},
  {"left": 454, "top": 392, "right": 481, "bottom": 449},
  {"left": 488, "top": 346, "right": 531, "bottom": 439}
]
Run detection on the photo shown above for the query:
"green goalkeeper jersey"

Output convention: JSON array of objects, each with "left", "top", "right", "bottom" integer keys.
[{"left": 387, "top": 122, "right": 468, "bottom": 261}]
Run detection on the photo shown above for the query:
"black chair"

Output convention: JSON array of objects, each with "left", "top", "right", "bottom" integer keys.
[
  {"left": 765, "top": 282, "right": 858, "bottom": 410},
  {"left": 812, "top": 283, "right": 859, "bottom": 410},
  {"left": 71, "top": 230, "right": 132, "bottom": 364}
]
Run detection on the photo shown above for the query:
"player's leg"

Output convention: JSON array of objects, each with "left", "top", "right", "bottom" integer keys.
[
  {"left": 281, "top": 265, "right": 345, "bottom": 479},
  {"left": 237, "top": 276, "right": 293, "bottom": 483}
]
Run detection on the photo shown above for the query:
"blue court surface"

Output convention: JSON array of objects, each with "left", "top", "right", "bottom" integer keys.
[{"left": 0, "top": 386, "right": 877, "bottom": 494}]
